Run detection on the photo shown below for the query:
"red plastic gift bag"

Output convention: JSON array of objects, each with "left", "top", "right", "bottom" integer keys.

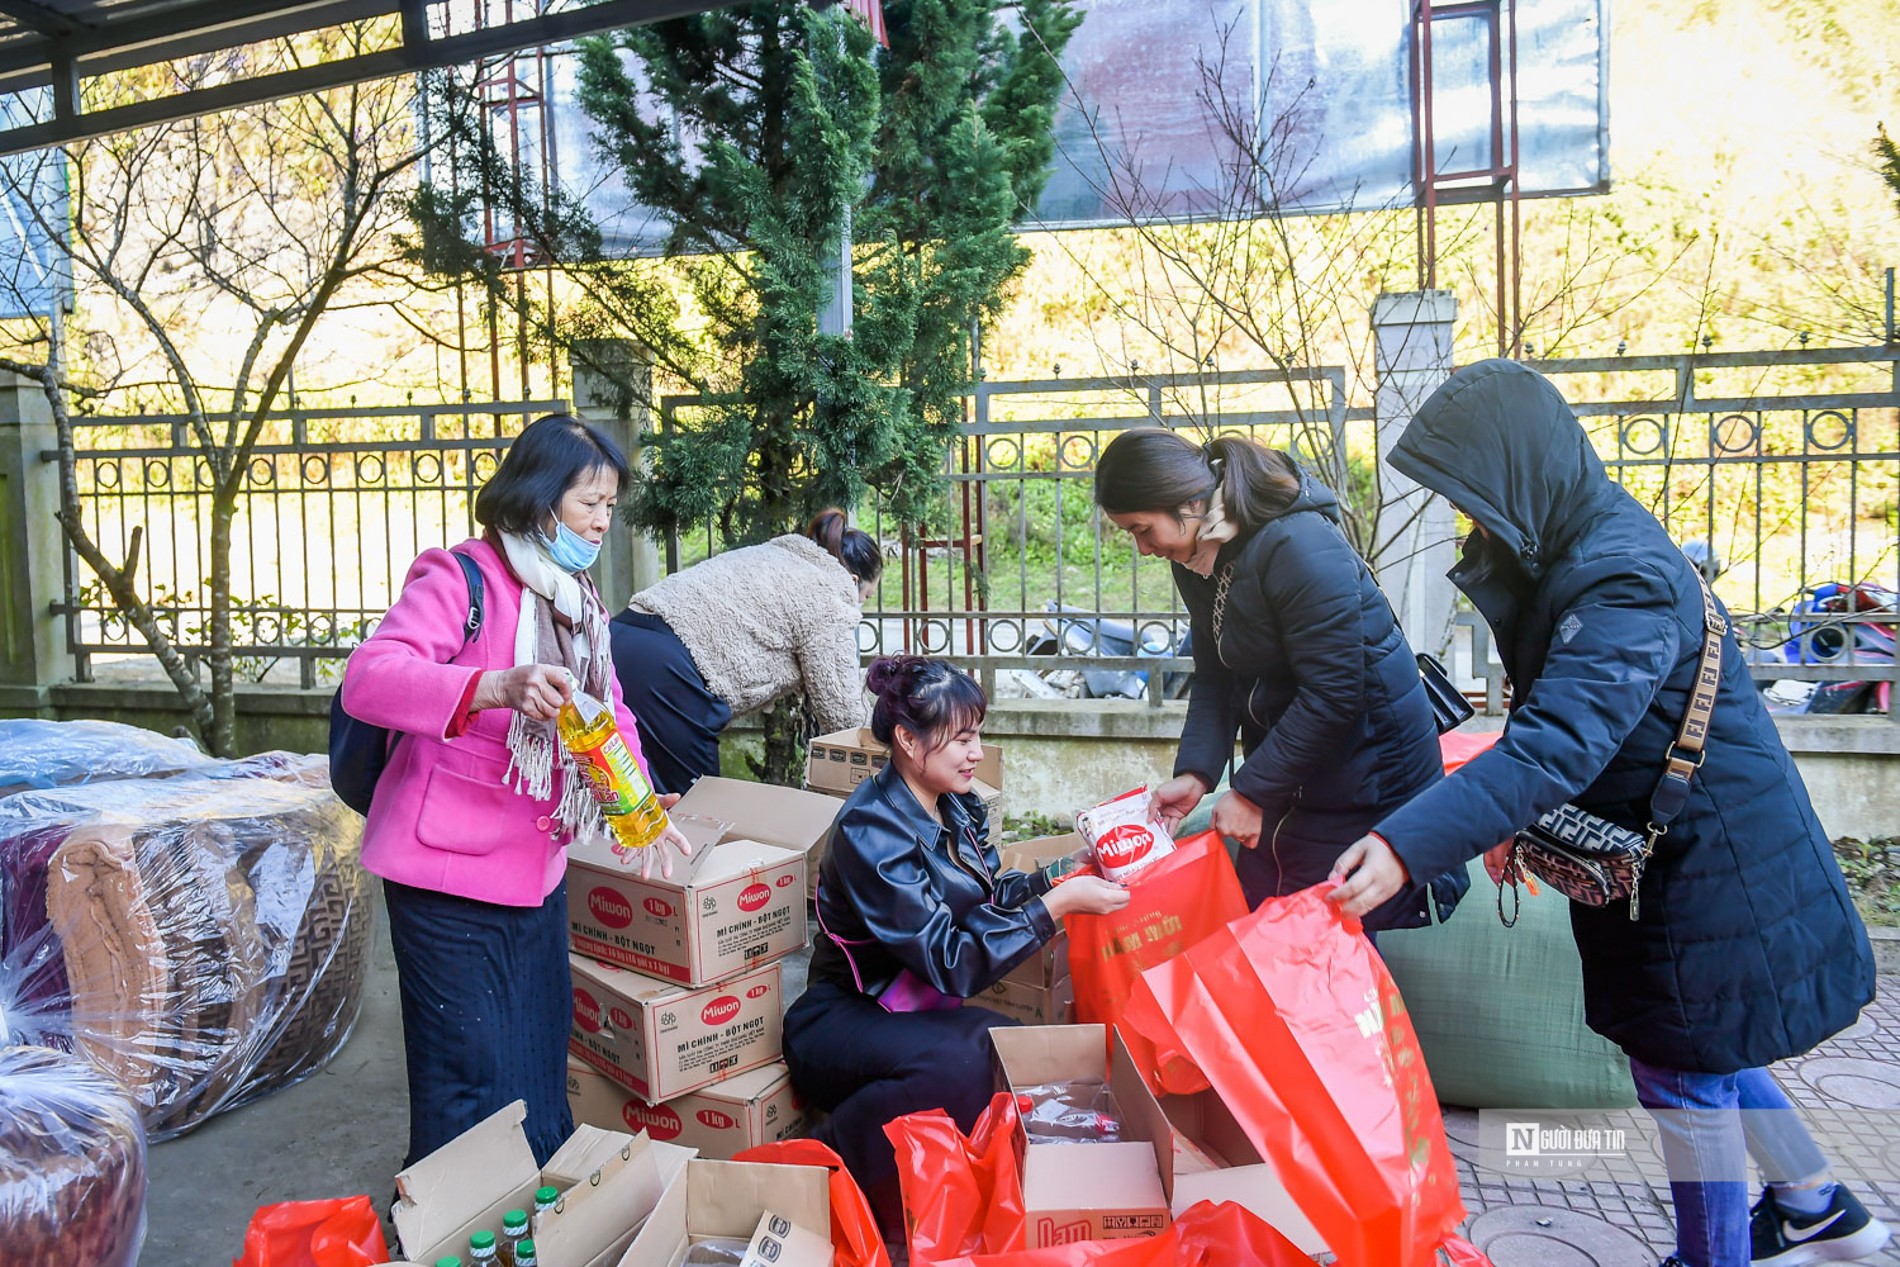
[
  {"left": 1121, "top": 886, "right": 1465, "bottom": 1267},
  {"left": 734, "top": 1138, "right": 891, "bottom": 1267},
  {"left": 232, "top": 1196, "right": 388, "bottom": 1267},
  {"left": 1066, "top": 830, "right": 1246, "bottom": 1093},
  {"left": 1439, "top": 730, "right": 1500, "bottom": 774},
  {"left": 1436, "top": 1234, "right": 1496, "bottom": 1265},
  {"left": 928, "top": 1200, "right": 1314, "bottom": 1267},
  {"left": 883, "top": 1091, "right": 1026, "bottom": 1264}
]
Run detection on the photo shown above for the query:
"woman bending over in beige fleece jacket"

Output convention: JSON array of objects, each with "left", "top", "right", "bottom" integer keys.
[{"left": 608, "top": 508, "right": 880, "bottom": 794}]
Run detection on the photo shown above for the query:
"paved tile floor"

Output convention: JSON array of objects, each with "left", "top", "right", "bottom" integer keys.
[
  {"left": 1447, "top": 977, "right": 1900, "bottom": 1266},
  {"left": 145, "top": 907, "right": 1895, "bottom": 1265}
]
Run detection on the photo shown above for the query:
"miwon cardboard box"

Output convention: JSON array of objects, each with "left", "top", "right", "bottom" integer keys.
[
  {"left": 975, "top": 973, "right": 1074, "bottom": 1027},
  {"left": 990, "top": 1024, "right": 1173, "bottom": 1249},
  {"left": 618, "top": 1156, "right": 834, "bottom": 1267},
  {"left": 389, "top": 1099, "right": 691, "bottom": 1267},
  {"left": 1160, "top": 1089, "right": 1329, "bottom": 1257},
  {"left": 568, "top": 831, "right": 807, "bottom": 987},
  {"left": 674, "top": 775, "right": 845, "bottom": 903},
  {"left": 569, "top": 955, "right": 783, "bottom": 1103},
  {"left": 568, "top": 1058, "right": 806, "bottom": 1161}
]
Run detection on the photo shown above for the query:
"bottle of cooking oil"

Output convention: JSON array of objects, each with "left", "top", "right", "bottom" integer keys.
[{"left": 556, "top": 677, "right": 669, "bottom": 854}]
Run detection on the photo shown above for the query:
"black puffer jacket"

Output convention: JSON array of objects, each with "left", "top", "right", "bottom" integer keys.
[
  {"left": 809, "top": 764, "right": 1056, "bottom": 999},
  {"left": 1374, "top": 359, "right": 1874, "bottom": 1074},
  {"left": 1172, "top": 469, "right": 1459, "bottom": 929}
]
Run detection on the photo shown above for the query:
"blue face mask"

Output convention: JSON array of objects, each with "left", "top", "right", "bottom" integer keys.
[{"left": 542, "top": 521, "right": 602, "bottom": 573}]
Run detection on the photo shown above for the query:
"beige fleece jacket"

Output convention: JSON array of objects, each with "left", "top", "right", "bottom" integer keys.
[{"left": 626, "top": 533, "right": 867, "bottom": 731}]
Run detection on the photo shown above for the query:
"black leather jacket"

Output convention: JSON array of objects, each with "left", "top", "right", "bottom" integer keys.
[{"left": 809, "top": 764, "right": 1057, "bottom": 1000}]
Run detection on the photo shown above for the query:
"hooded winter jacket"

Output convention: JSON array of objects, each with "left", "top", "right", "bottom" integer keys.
[
  {"left": 1373, "top": 359, "right": 1873, "bottom": 1074},
  {"left": 1171, "top": 468, "right": 1462, "bottom": 929}
]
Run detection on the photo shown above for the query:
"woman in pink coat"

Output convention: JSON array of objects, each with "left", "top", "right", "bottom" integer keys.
[{"left": 342, "top": 413, "right": 685, "bottom": 1165}]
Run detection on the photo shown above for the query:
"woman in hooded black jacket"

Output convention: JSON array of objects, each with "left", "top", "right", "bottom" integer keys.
[
  {"left": 1330, "top": 360, "right": 1885, "bottom": 1267},
  {"left": 1094, "top": 428, "right": 1466, "bottom": 930}
]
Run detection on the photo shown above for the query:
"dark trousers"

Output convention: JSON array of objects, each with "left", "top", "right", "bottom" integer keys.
[
  {"left": 383, "top": 877, "right": 575, "bottom": 1167},
  {"left": 609, "top": 610, "right": 733, "bottom": 796},
  {"left": 782, "top": 978, "right": 1017, "bottom": 1192}
]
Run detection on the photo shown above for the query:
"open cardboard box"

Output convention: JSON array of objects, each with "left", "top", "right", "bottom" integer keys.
[
  {"left": 568, "top": 825, "right": 807, "bottom": 986},
  {"left": 990, "top": 1024, "right": 1173, "bottom": 1248},
  {"left": 1160, "top": 1089, "right": 1329, "bottom": 1257},
  {"left": 569, "top": 1058, "right": 806, "bottom": 1161},
  {"left": 570, "top": 955, "right": 783, "bottom": 1102},
  {"left": 389, "top": 1100, "right": 693, "bottom": 1267},
  {"left": 677, "top": 776, "right": 843, "bottom": 901},
  {"left": 618, "top": 1156, "right": 834, "bottom": 1267}
]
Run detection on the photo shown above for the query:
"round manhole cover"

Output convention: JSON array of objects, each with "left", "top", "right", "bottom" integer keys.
[
  {"left": 1797, "top": 1058, "right": 1900, "bottom": 1109},
  {"left": 1466, "top": 1207, "right": 1655, "bottom": 1267}
]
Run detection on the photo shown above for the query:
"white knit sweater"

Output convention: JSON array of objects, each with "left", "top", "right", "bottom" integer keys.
[{"left": 626, "top": 533, "right": 867, "bottom": 731}]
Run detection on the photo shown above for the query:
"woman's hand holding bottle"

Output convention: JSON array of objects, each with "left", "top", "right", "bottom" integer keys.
[
  {"left": 1043, "top": 875, "right": 1132, "bottom": 919},
  {"left": 475, "top": 665, "right": 573, "bottom": 721}
]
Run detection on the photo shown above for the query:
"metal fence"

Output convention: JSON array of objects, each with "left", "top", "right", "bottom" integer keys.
[
  {"left": 54, "top": 346, "right": 1900, "bottom": 716},
  {"left": 56, "top": 400, "right": 561, "bottom": 686}
]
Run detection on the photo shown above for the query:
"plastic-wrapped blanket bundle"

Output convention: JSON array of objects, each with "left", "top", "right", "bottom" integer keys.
[
  {"left": 0, "top": 1045, "right": 148, "bottom": 1267},
  {"left": 0, "top": 718, "right": 220, "bottom": 798},
  {"left": 0, "top": 767, "right": 370, "bottom": 1140}
]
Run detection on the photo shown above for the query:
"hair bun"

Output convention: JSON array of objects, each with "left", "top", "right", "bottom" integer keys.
[{"left": 865, "top": 655, "right": 925, "bottom": 697}]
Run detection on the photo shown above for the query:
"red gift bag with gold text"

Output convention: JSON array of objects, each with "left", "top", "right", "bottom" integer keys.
[
  {"left": 1121, "top": 886, "right": 1466, "bottom": 1267},
  {"left": 1065, "top": 830, "right": 1246, "bottom": 1093}
]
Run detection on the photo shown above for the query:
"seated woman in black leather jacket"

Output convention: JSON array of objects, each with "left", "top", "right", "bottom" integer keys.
[{"left": 782, "top": 656, "right": 1128, "bottom": 1233}]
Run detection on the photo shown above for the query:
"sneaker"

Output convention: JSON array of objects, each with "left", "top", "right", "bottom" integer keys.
[{"left": 1751, "top": 1185, "right": 1893, "bottom": 1265}]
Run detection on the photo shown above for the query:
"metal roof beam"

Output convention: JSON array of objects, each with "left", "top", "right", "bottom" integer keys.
[
  {"left": 0, "top": 0, "right": 722, "bottom": 155},
  {"left": 0, "top": 0, "right": 402, "bottom": 97},
  {"left": 0, "top": 0, "right": 84, "bottom": 38}
]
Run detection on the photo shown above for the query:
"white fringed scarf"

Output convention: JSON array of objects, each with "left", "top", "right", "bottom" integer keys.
[{"left": 498, "top": 531, "right": 616, "bottom": 842}]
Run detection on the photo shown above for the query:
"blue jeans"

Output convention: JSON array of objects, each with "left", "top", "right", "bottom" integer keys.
[{"left": 1628, "top": 1056, "right": 1832, "bottom": 1267}]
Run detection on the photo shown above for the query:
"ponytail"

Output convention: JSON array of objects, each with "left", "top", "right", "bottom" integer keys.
[
  {"left": 806, "top": 508, "right": 884, "bottom": 584},
  {"left": 1095, "top": 428, "right": 1299, "bottom": 527}
]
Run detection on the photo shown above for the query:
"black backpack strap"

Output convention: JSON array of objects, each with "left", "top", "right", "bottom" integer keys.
[{"left": 449, "top": 549, "right": 485, "bottom": 646}]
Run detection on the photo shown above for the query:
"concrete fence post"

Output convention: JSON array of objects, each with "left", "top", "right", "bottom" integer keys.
[
  {"left": 571, "top": 340, "right": 664, "bottom": 609},
  {"left": 0, "top": 371, "right": 75, "bottom": 713},
  {"left": 1370, "top": 291, "right": 1459, "bottom": 657}
]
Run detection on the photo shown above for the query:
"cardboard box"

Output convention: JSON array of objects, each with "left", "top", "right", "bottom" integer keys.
[
  {"left": 570, "top": 955, "right": 783, "bottom": 1103},
  {"left": 975, "top": 973, "right": 1074, "bottom": 1026},
  {"left": 568, "top": 831, "right": 807, "bottom": 986},
  {"left": 673, "top": 775, "right": 843, "bottom": 905},
  {"left": 568, "top": 1059, "right": 806, "bottom": 1161},
  {"left": 805, "top": 727, "right": 1003, "bottom": 794},
  {"left": 390, "top": 1100, "right": 691, "bottom": 1267},
  {"left": 990, "top": 1024, "right": 1174, "bottom": 1249},
  {"left": 806, "top": 729, "right": 1007, "bottom": 845},
  {"left": 1158, "top": 1090, "right": 1329, "bottom": 1257},
  {"left": 618, "top": 1157, "right": 833, "bottom": 1267},
  {"left": 998, "top": 833, "right": 1082, "bottom": 988}
]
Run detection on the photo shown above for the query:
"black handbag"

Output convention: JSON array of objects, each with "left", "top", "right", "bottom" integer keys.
[
  {"left": 1499, "top": 573, "right": 1726, "bottom": 925},
  {"left": 1416, "top": 653, "right": 1474, "bottom": 734}
]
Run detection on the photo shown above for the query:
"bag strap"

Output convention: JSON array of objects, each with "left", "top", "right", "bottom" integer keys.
[
  {"left": 450, "top": 549, "right": 485, "bottom": 644},
  {"left": 1646, "top": 571, "right": 1725, "bottom": 838}
]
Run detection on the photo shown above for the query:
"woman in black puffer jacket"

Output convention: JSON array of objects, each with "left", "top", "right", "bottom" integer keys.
[{"left": 1094, "top": 428, "right": 1466, "bottom": 930}]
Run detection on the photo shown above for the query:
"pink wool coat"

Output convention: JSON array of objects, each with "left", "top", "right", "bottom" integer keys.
[{"left": 340, "top": 536, "right": 648, "bottom": 906}]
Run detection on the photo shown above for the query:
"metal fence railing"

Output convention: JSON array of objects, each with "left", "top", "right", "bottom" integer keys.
[
  {"left": 53, "top": 345, "right": 1900, "bottom": 717},
  {"left": 54, "top": 401, "right": 562, "bottom": 686}
]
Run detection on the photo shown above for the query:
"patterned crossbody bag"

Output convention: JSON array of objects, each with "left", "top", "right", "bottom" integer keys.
[{"left": 1499, "top": 573, "right": 1726, "bottom": 926}]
